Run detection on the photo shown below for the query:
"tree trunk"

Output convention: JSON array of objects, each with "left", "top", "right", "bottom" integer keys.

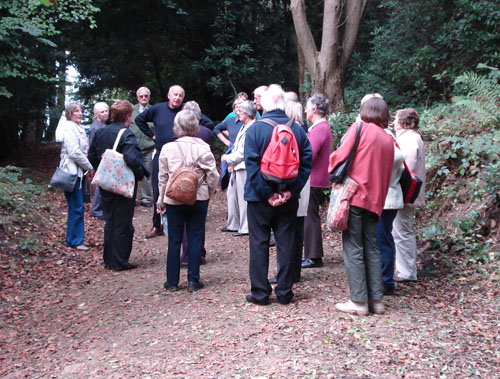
[
  {"left": 290, "top": 0, "right": 367, "bottom": 113},
  {"left": 46, "top": 60, "right": 67, "bottom": 141}
]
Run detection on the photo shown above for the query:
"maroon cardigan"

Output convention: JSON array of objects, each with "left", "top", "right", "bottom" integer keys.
[
  {"left": 307, "top": 120, "right": 332, "bottom": 188},
  {"left": 328, "top": 121, "right": 394, "bottom": 217}
]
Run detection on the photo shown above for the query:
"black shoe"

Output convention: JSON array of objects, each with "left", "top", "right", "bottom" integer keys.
[
  {"left": 163, "top": 282, "right": 180, "bottom": 292},
  {"left": 112, "top": 263, "right": 138, "bottom": 272},
  {"left": 301, "top": 258, "right": 323, "bottom": 268},
  {"left": 188, "top": 281, "right": 204, "bottom": 292},
  {"left": 221, "top": 227, "right": 237, "bottom": 233},
  {"left": 383, "top": 287, "right": 395, "bottom": 296},
  {"left": 141, "top": 202, "right": 152, "bottom": 207},
  {"left": 277, "top": 296, "right": 293, "bottom": 305},
  {"left": 269, "top": 277, "right": 277, "bottom": 284},
  {"left": 245, "top": 294, "right": 269, "bottom": 306},
  {"left": 200, "top": 256, "right": 207, "bottom": 265},
  {"left": 232, "top": 232, "right": 248, "bottom": 237}
]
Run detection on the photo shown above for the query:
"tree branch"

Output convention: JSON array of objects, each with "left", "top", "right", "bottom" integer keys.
[{"left": 290, "top": 0, "right": 318, "bottom": 76}]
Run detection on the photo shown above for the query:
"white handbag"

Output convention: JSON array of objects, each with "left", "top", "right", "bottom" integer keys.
[{"left": 92, "top": 129, "right": 135, "bottom": 198}]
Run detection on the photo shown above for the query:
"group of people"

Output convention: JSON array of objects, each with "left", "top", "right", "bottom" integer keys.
[{"left": 54, "top": 82, "right": 425, "bottom": 315}]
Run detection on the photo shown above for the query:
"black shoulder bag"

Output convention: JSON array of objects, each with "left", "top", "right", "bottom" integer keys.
[{"left": 330, "top": 122, "right": 363, "bottom": 183}]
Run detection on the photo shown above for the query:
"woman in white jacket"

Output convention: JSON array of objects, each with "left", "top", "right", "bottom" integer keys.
[
  {"left": 59, "top": 103, "right": 94, "bottom": 250},
  {"left": 376, "top": 128, "right": 405, "bottom": 296},
  {"left": 221, "top": 100, "right": 257, "bottom": 237},
  {"left": 392, "top": 108, "right": 426, "bottom": 282}
]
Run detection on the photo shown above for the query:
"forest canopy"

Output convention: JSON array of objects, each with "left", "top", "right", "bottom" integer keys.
[{"left": 0, "top": 0, "right": 498, "bottom": 158}]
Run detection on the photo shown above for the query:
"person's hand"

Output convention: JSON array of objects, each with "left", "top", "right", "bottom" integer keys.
[
  {"left": 268, "top": 193, "right": 281, "bottom": 207},
  {"left": 85, "top": 170, "right": 94, "bottom": 180},
  {"left": 280, "top": 191, "right": 292, "bottom": 203},
  {"left": 228, "top": 164, "right": 234, "bottom": 173},
  {"left": 221, "top": 154, "right": 227, "bottom": 163},
  {"left": 156, "top": 203, "right": 166, "bottom": 214}
]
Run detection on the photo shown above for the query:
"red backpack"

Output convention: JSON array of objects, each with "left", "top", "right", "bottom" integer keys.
[{"left": 260, "top": 118, "right": 300, "bottom": 184}]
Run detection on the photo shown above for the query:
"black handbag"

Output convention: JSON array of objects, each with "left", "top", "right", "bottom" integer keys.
[
  {"left": 330, "top": 122, "right": 363, "bottom": 183},
  {"left": 49, "top": 167, "right": 77, "bottom": 192},
  {"left": 400, "top": 160, "right": 423, "bottom": 204}
]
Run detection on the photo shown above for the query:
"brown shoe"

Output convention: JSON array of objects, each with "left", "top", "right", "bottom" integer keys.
[{"left": 146, "top": 227, "right": 162, "bottom": 239}]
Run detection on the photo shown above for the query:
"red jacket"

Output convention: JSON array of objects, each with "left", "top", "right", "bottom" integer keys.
[{"left": 328, "top": 122, "right": 394, "bottom": 217}]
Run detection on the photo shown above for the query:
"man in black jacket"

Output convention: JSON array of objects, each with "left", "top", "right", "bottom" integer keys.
[{"left": 88, "top": 100, "right": 149, "bottom": 271}]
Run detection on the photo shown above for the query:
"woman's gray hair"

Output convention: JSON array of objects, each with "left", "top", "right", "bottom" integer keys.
[
  {"left": 65, "top": 103, "right": 83, "bottom": 120},
  {"left": 285, "top": 101, "right": 304, "bottom": 124},
  {"left": 238, "top": 100, "right": 257, "bottom": 119},
  {"left": 183, "top": 101, "right": 202, "bottom": 121},
  {"left": 307, "top": 93, "right": 329, "bottom": 117},
  {"left": 93, "top": 102, "right": 109, "bottom": 120},
  {"left": 173, "top": 110, "right": 199, "bottom": 137}
]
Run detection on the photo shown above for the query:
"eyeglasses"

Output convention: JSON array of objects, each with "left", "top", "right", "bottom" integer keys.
[{"left": 139, "top": 95, "right": 149, "bottom": 98}]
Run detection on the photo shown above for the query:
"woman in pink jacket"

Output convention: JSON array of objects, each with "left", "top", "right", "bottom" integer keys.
[{"left": 328, "top": 97, "right": 394, "bottom": 316}]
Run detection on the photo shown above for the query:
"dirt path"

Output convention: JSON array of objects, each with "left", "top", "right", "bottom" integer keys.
[{"left": 1, "top": 191, "right": 498, "bottom": 378}]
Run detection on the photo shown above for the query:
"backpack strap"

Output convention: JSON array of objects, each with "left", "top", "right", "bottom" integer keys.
[
  {"left": 174, "top": 141, "right": 187, "bottom": 166},
  {"left": 112, "top": 128, "right": 127, "bottom": 151},
  {"left": 174, "top": 141, "right": 203, "bottom": 169},
  {"left": 260, "top": 118, "right": 294, "bottom": 128}
]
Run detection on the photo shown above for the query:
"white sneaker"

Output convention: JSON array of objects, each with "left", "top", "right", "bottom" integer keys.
[
  {"left": 335, "top": 300, "right": 369, "bottom": 316},
  {"left": 75, "top": 244, "right": 89, "bottom": 251},
  {"left": 368, "top": 300, "right": 385, "bottom": 315}
]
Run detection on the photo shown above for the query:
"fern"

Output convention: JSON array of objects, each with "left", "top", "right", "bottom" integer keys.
[{"left": 453, "top": 66, "right": 500, "bottom": 128}]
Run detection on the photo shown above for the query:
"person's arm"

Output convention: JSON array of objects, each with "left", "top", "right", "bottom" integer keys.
[
  {"left": 121, "top": 130, "right": 147, "bottom": 180},
  {"left": 64, "top": 127, "right": 93, "bottom": 171},
  {"left": 157, "top": 145, "right": 170, "bottom": 208},
  {"left": 200, "top": 113, "right": 215, "bottom": 131},
  {"left": 244, "top": 122, "right": 274, "bottom": 201},
  {"left": 214, "top": 119, "right": 231, "bottom": 147},
  {"left": 87, "top": 130, "right": 100, "bottom": 169},
  {"left": 288, "top": 125, "right": 312, "bottom": 198},
  {"left": 224, "top": 125, "right": 248, "bottom": 166},
  {"left": 199, "top": 150, "right": 220, "bottom": 196},
  {"left": 135, "top": 106, "right": 155, "bottom": 139}
]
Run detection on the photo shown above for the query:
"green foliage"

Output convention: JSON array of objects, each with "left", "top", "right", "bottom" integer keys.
[
  {"left": 0, "top": 166, "right": 47, "bottom": 214},
  {"left": 453, "top": 64, "right": 500, "bottom": 128},
  {"left": 0, "top": 0, "right": 98, "bottom": 97},
  {"left": 346, "top": 0, "right": 500, "bottom": 107},
  {"left": 0, "top": 165, "right": 49, "bottom": 253},
  {"left": 192, "top": 1, "right": 258, "bottom": 95},
  {"left": 417, "top": 66, "right": 499, "bottom": 257}
]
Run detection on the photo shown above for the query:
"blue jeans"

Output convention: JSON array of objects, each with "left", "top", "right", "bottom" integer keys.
[
  {"left": 166, "top": 200, "right": 208, "bottom": 286},
  {"left": 376, "top": 209, "right": 398, "bottom": 291},
  {"left": 64, "top": 177, "right": 85, "bottom": 247}
]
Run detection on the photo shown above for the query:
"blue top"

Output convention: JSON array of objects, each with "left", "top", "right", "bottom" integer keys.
[
  {"left": 213, "top": 116, "right": 243, "bottom": 146},
  {"left": 135, "top": 102, "right": 181, "bottom": 151},
  {"left": 135, "top": 102, "right": 214, "bottom": 151},
  {"left": 244, "top": 109, "right": 312, "bottom": 202}
]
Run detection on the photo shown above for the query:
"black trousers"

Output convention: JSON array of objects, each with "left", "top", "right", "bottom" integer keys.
[
  {"left": 304, "top": 187, "right": 324, "bottom": 259},
  {"left": 151, "top": 153, "right": 161, "bottom": 229},
  {"left": 247, "top": 198, "right": 298, "bottom": 302},
  {"left": 101, "top": 188, "right": 136, "bottom": 270},
  {"left": 292, "top": 216, "right": 304, "bottom": 282}
]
